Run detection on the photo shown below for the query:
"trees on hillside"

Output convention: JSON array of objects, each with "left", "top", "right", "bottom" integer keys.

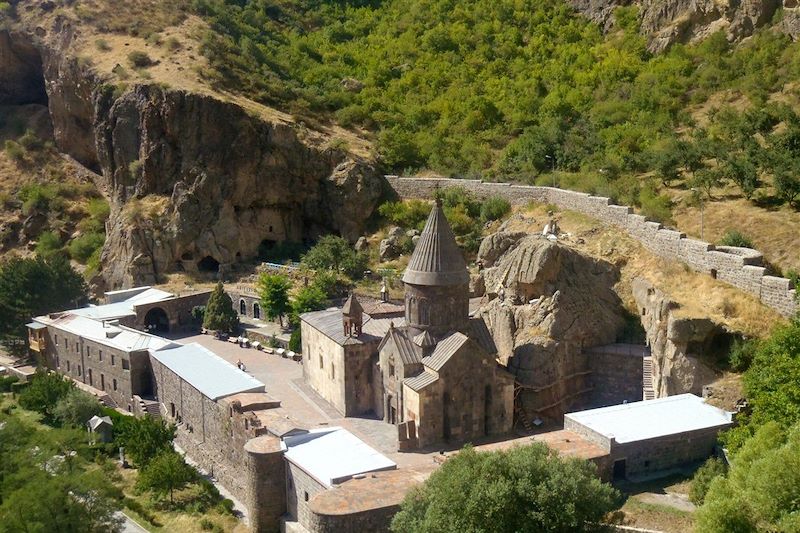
[
  {"left": 301, "top": 236, "right": 368, "bottom": 280},
  {"left": 202, "top": 282, "right": 238, "bottom": 333},
  {"left": 115, "top": 416, "right": 177, "bottom": 468},
  {"left": 390, "top": 444, "right": 620, "bottom": 533},
  {"left": 53, "top": 389, "right": 102, "bottom": 428},
  {"left": 0, "top": 255, "right": 87, "bottom": 342},
  {"left": 18, "top": 371, "right": 76, "bottom": 423},
  {"left": 695, "top": 421, "right": 800, "bottom": 532}
]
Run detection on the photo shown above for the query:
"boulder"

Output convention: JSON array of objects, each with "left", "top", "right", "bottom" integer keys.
[
  {"left": 354, "top": 236, "right": 369, "bottom": 252},
  {"left": 20, "top": 212, "right": 48, "bottom": 242},
  {"left": 387, "top": 226, "right": 405, "bottom": 239},
  {"left": 379, "top": 238, "right": 400, "bottom": 262}
]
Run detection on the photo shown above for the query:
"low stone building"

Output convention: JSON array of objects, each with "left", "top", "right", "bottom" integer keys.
[
  {"left": 301, "top": 200, "right": 515, "bottom": 450},
  {"left": 565, "top": 393, "right": 733, "bottom": 479}
]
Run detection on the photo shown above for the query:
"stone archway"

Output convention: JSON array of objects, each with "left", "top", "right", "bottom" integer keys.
[
  {"left": 144, "top": 307, "right": 170, "bottom": 333},
  {"left": 253, "top": 302, "right": 261, "bottom": 320},
  {"left": 240, "top": 299, "right": 247, "bottom": 315}
]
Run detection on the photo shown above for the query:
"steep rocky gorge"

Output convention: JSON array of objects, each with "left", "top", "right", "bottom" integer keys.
[
  {"left": 570, "top": 0, "right": 800, "bottom": 52},
  {"left": 0, "top": 20, "right": 385, "bottom": 289}
]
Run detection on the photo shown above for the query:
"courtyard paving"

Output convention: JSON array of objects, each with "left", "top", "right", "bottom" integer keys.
[{"left": 170, "top": 331, "right": 439, "bottom": 469}]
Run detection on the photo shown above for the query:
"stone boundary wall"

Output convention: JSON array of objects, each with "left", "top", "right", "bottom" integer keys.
[{"left": 385, "top": 176, "right": 797, "bottom": 317}]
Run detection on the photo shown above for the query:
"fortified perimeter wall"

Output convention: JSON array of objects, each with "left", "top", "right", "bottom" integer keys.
[{"left": 385, "top": 177, "right": 797, "bottom": 317}]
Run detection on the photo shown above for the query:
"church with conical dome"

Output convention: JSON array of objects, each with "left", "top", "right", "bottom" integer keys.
[{"left": 300, "top": 199, "right": 515, "bottom": 450}]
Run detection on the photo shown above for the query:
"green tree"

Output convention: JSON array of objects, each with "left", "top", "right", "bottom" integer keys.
[
  {"left": 390, "top": 444, "right": 620, "bottom": 533},
  {"left": 290, "top": 284, "right": 327, "bottom": 327},
  {"left": 52, "top": 389, "right": 102, "bottom": 428},
  {"left": 202, "top": 282, "right": 238, "bottom": 333},
  {"left": 689, "top": 457, "right": 727, "bottom": 505},
  {"left": 696, "top": 421, "right": 800, "bottom": 533},
  {"left": 257, "top": 273, "right": 291, "bottom": 328},
  {"left": 136, "top": 450, "right": 197, "bottom": 505},
  {"left": 480, "top": 196, "right": 511, "bottom": 223},
  {"left": 116, "top": 416, "right": 176, "bottom": 468},
  {"left": 0, "top": 255, "right": 87, "bottom": 341},
  {"left": 18, "top": 371, "right": 75, "bottom": 422},
  {"left": 302, "top": 235, "right": 366, "bottom": 279}
]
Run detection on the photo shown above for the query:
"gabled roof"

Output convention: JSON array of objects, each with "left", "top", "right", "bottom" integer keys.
[
  {"left": 150, "top": 343, "right": 265, "bottom": 400},
  {"left": 35, "top": 313, "right": 176, "bottom": 352},
  {"left": 402, "top": 199, "right": 469, "bottom": 287},
  {"left": 87, "top": 415, "right": 113, "bottom": 431},
  {"left": 404, "top": 370, "right": 438, "bottom": 391},
  {"left": 301, "top": 308, "right": 405, "bottom": 346},
  {"left": 379, "top": 327, "right": 422, "bottom": 366},
  {"left": 469, "top": 317, "right": 497, "bottom": 355},
  {"left": 421, "top": 331, "right": 469, "bottom": 371},
  {"left": 413, "top": 330, "right": 436, "bottom": 349}
]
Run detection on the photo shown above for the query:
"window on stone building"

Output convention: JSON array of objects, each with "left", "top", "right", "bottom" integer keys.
[
  {"left": 66, "top": 361, "right": 71, "bottom": 372},
  {"left": 122, "top": 359, "right": 130, "bottom": 370},
  {"left": 112, "top": 354, "right": 116, "bottom": 366},
  {"left": 55, "top": 335, "right": 58, "bottom": 346},
  {"left": 56, "top": 356, "right": 60, "bottom": 368},
  {"left": 389, "top": 363, "right": 395, "bottom": 377},
  {"left": 77, "top": 365, "right": 81, "bottom": 376},
  {"left": 99, "top": 350, "right": 103, "bottom": 361},
  {"left": 304, "top": 491, "right": 309, "bottom": 502},
  {"left": 101, "top": 374, "right": 105, "bottom": 391},
  {"left": 76, "top": 343, "right": 80, "bottom": 354},
  {"left": 331, "top": 364, "right": 335, "bottom": 380},
  {"left": 65, "top": 339, "right": 69, "bottom": 350},
  {"left": 170, "top": 403, "right": 176, "bottom": 418},
  {"left": 113, "top": 379, "right": 117, "bottom": 391},
  {"left": 319, "top": 355, "right": 323, "bottom": 370}
]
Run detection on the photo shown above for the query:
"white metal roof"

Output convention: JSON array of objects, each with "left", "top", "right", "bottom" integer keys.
[
  {"left": 565, "top": 394, "right": 733, "bottom": 444},
  {"left": 69, "top": 288, "right": 174, "bottom": 321},
  {"left": 150, "top": 343, "right": 265, "bottom": 400},
  {"left": 284, "top": 427, "right": 397, "bottom": 487},
  {"left": 33, "top": 314, "right": 176, "bottom": 352}
]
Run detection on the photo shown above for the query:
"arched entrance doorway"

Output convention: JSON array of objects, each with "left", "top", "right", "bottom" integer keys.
[
  {"left": 240, "top": 299, "right": 247, "bottom": 315},
  {"left": 144, "top": 307, "right": 169, "bottom": 333},
  {"left": 253, "top": 303, "right": 261, "bottom": 320}
]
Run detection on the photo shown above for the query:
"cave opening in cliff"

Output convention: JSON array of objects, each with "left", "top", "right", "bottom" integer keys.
[
  {"left": 197, "top": 255, "right": 220, "bottom": 273},
  {"left": 0, "top": 31, "right": 48, "bottom": 107}
]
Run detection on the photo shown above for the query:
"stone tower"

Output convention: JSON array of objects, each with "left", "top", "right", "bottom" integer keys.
[
  {"left": 342, "top": 292, "right": 363, "bottom": 337},
  {"left": 402, "top": 198, "right": 470, "bottom": 335}
]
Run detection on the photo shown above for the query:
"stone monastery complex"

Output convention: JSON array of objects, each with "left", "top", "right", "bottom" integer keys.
[{"left": 25, "top": 197, "right": 735, "bottom": 532}]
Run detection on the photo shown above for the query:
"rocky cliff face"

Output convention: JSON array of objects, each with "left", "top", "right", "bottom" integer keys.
[
  {"left": 570, "top": 0, "right": 797, "bottom": 52},
  {"left": 633, "top": 277, "right": 726, "bottom": 397},
  {"left": 475, "top": 233, "right": 626, "bottom": 419},
  {"left": 0, "top": 21, "right": 385, "bottom": 288}
]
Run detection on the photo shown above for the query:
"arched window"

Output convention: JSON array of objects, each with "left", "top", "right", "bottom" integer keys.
[
  {"left": 253, "top": 303, "right": 261, "bottom": 320},
  {"left": 418, "top": 298, "right": 430, "bottom": 325},
  {"left": 240, "top": 299, "right": 246, "bottom": 315}
]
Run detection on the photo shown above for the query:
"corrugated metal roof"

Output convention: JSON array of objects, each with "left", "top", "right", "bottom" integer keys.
[
  {"left": 70, "top": 287, "right": 174, "bottom": 321},
  {"left": 150, "top": 343, "right": 265, "bottom": 400},
  {"left": 469, "top": 317, "right": 497, "bottom": 355},
  {"left": 38, "top": 313, "right": 175, "bottom": 352},
  {"left": 26, "top": 322, "right": 47, "bottom": 330},
  {"left": 402, "top": 200, "right": 469, "bottom": 287},
  {"left": 565, "top": 394, "right": 733, "bottom": 444},
  {"left": 421, "top": 332, "right": 469, "bottom": 371},
  {"left": 404, "top": 370, "right": 438, "bottom": 391},
  {"left": 284, "top": 427, "right": 397, "bottom": 487}
]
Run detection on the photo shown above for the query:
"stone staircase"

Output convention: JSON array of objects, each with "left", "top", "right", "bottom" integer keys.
[
  {"left": 515, "top": 404, "right": 535, "bottom": 432},
  {"left": 135, "top": 396, "right": 162, "bottom": 419},
  {"left": 643, "top": 357, "right": 655, "bottom": 401}
]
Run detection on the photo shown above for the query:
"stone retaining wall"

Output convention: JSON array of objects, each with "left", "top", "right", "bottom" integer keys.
[{"left": 385, "top": 176, "right": 797, "bottom": 317}]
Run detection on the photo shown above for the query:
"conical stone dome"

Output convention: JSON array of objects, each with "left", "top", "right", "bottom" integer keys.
[{"left": 402, "top": 199, "right": 469, "bottom": 286}]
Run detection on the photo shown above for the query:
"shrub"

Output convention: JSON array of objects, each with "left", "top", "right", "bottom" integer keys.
[
  {"left": 18, "top": 130, "right": 44, "bottom": 152},
  {"left": 17, "top": 183, "right": 56, "bottom": 214},
  {"left": 729, "top": 338, "right": 758, "bottom": 372},
  {"left": 378, "top": 200, "right": 432, "bottom": 230},
  {"left": 165, "top": 37, "right": 181, "bottom": 51},
  {"left": 480, "top": 196, "right": 511, "bottom": 222},
  {"left": 690, "top": 457, "right": 727, "bottom": 505},
  {"left": 35, "top": 231, "right": 64, "bottom": 259},
  {"left": 127, "top": 51, "right": 152, "bottom": 69},
  {"left": 18, "top": 371, "right": 75, "bottom": 421},
  {"left": 4, "top": 140, "right": 25, "bottom": 162},
  {"left": 0, "top": 375, "right": 19, "bottom": 392},
  {"left": 95, "top": 38, "right": 111, "bottom": 51},
  {"left": 288, "top": 329, "right": 301, "bottom": 352},
  {"left": 68, "top": 233, "right": 105, "bottom": 264},
  {"left": 719, "top": 230, "right": 755, "bottom": 249},
  {"left": 639, "top": 185, "right": 674, "bottom": 225}
]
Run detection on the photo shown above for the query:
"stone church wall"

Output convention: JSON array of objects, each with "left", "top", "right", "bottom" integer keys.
[{"left": 385, "top": 177, "right": 797, "bottom": 317}]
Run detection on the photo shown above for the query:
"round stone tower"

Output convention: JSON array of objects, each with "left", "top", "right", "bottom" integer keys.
[{"left": 402, "top": 198, "right": 470, "bottom": 335}]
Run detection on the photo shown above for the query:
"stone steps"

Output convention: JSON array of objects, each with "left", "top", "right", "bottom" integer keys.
[{"left": 643, "top": 357, "right": 655, "bottom": 401}]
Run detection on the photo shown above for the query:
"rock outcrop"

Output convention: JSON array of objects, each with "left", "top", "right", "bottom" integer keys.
[
  {"left": 570, "top": 0, "right": 790, "bottom": 52},
  {"left": 0, "top": 23, "right": 386, "bottom": 288},
  {"left": 633, "top": 277, "right": 726, "bottom": 397},
  {"left": 476, "top": 233, "right": 626, "bottom": 419}
]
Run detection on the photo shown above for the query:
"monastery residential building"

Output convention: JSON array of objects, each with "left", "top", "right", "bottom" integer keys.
[{"left": 301, "top": 199, "right": 515, "bottom": 449}]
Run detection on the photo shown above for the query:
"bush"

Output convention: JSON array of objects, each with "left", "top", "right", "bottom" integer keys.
[
  {"left": 18, "top": 371, "right": 75, "bottom": 421},
  {"left": 377, "top": 200, "right": 432, "bottom": 230},
  {"left": 18, "top": 130, "right": 44, "bottom": 152},
  {"left": 166, "top": 37, "right": 181, "bottom": 51},
  {"left": 729, "top": 338, "right": 758, "bottom": 372},
  {"left": 4, "top": 140, "right": 25, "bottom": 162},
  {"left": 95, "top": 38, "right": 111, "bottom": 51},
  {"left": 0, "top": 375, "right": 19, "bottom": 392},
  {"left": 127, "top": 51, "right": 152, "bottom": 69},
  {"left": 68, "top": 233, "right": 105, "bottom": 264},
  {"left": 35, "top": 231, "right": 64, "bottom": 259},
  {"left": 52, "top": 389, "right": 102, "bottom": 428},
  {"left": 479, "top": 196, "right": 511, "bottom": 222},
  {"left": 690, "top": 457, "right": 727, "bottom": 505},
  {"left": 288, "top": 329, "right": 301, "bottom": 352},
  {"left": 639, "top": 185, "right": 674, "bottom": 225},
  {"left": 719, "top": 230, "right": 755, "bottom": 249}
]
